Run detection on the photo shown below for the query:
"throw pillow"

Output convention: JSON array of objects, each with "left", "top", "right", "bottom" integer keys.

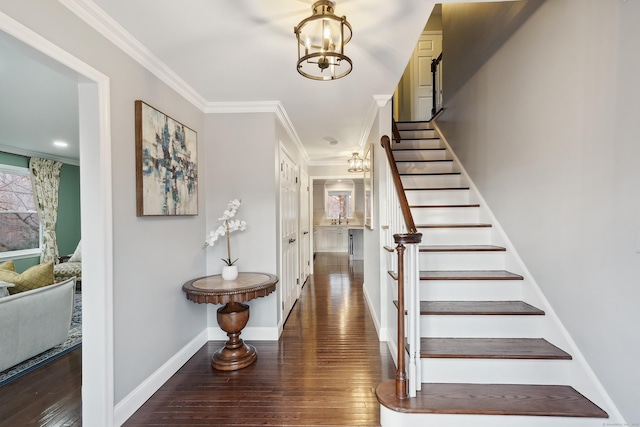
[
  {"left": 68, "top": 240, "right": 82, "bottom": 263},
  {"left": 0, "top": 280, "right": 15, "bottom": 298},
  {"left": 0, "top": 262, "right": 54, "bottom": 295},
  {"left": 0, "top": 260, "right": 15, "bottom": 271}
]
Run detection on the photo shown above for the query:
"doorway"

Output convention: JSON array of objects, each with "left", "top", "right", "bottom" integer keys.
[{"left": 0, "top": 15, "right": 113, "bottom": 426}]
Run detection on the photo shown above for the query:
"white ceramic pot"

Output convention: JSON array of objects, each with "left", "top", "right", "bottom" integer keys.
[{"left": 221, "top": 265, "right": 238, "bottom": 281}]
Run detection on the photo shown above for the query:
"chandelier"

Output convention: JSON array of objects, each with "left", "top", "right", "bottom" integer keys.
[
  {"left": 347, "top": 152, "right": 364, "bottom": 173},
  {"left": 294, "top": 0, "right": 353, "bottom": 81}
]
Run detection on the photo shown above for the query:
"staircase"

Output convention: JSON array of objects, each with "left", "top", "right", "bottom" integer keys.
[{"left": 376, "top": 121, "right": 611, "bottom": 426}]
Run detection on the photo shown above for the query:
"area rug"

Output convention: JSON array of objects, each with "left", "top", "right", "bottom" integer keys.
[{"left": 0, "top": 291, "right": 82, "bottom": 387}]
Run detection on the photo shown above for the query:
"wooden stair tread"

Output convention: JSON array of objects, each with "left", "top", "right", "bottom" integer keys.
[
  {"left": 416, "top": 223, "right": 492, "bottom": 228},
  {"left": 419, "top": 338, "right": 570, "bottom": 359},
  {"left": 391, "top": 147, "right": 446, "bottom": 151},
  {"left": 420, "top": 300, "right": 543, "bottom": 315},
  {"left": 376, "top": 381, "right": 608, "bottom": 418},
  {"left": 400, "top": 172, "right": 460, "bottom": 176},
  {"left": 420, "top": 245, "right": 505, "bottom": 252},
  {"left": 396, "top": 159, "right": 452, "bottom": 163},
  {"left": 421, "top": 270, "right": 524, "bottom": 280},
  {"left": 405, "top": 187, "right": 470, "bottom": 191},
  {"left": 411, "top": 204, "right": 480, "bottom": 208}
]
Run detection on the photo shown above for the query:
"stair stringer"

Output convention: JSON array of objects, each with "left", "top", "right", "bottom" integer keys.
[{"left": 425, "top": 120, "right": 625, "bottom": 423}]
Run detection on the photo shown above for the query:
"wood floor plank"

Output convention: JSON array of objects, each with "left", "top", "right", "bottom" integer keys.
[{"left": 124, "top": 253, "right": 395, "bottom": 426}]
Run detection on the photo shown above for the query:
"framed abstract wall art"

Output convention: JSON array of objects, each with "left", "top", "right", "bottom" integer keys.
[{"left": 135, "top": 100, "right": 198, "bottom": 216}]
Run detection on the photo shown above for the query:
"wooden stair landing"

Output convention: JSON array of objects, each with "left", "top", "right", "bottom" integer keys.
[
  {"left": 376, "top": 381, "right": 608, "bottom": 418},
  {"left": 419, "top": 338, "right": 571, "bottom": 359}
]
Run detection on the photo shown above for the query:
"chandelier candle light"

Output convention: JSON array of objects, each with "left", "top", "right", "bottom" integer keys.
[{"left": 206, "top": 199, "right": 247, "bottom": 280}]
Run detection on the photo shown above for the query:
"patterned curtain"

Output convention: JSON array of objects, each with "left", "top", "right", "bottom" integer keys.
[{"left": 29, "top": 157, "right": 62, "bottom": 264}]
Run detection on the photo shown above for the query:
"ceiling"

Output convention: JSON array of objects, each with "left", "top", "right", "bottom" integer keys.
[{"left": 0, "top": 0, "right": 439, "bottom": 166}]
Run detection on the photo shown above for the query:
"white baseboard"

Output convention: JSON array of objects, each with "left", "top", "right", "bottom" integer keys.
[
  {"left": 113, "top": 329, "right": 208, "bottom": 426},
  {"left": 363, "top": 282, "right": 386, "bottom": 340},
  {"left": 207, "top": 326, "right": 280, "bottom": 341}
]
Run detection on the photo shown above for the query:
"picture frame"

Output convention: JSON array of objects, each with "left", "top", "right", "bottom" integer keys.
[
  {"left": 135, "top": 100, "right": 198, "bottom": 216},
  {"left": 364, "top": 143, "right": 373, "bottom": 229}
]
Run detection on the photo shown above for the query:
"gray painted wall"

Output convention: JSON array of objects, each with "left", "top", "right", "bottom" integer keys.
[{"left": 437, "top": 0, "right": 640, "bottom": 421}]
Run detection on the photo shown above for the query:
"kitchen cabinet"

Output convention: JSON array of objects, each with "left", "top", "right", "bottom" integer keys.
[{"left": 314, "top": 226, "right": 348, "bottom": 253}]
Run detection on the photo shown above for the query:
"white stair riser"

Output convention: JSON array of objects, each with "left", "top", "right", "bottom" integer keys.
[
  {"left": 381, "top": 407, "right": 610, "bottom": 427},
  {"left": 419, "top": 251, "right": 506, "bottom": 270},
  {"left": 393, "top": 139, "right": 442, "bottom": 150},
  {"left": 411, "top": 207, "right": 479, "bottom": 224},
  {"left": 420, "top": 315, "right": 542, "bottom": 338},
  {"left": 392, "top": 149, "right": 449, "bottom": 161},
  {"left": 418, "top": 227, "right": 492, "bottom": 245},
  {"left": 396, "top": 161, "right": 454, "bottom": 174},
  {"left": 400, "top": 174, "right": 462, "bottom": 188},
  {"left": 406, "top": 190, "right": 470, "bottom": 205},
  {"left": 419, "top": 359, "right": 571, "bottom": 385},
  {"left": 420, "top": 280, "right": 523, "bottom": 301},
  {"left": 399, "top": 129, "right": 437, "bottom": 139},
  {"left": 396, "top": 122, "right": 433, "bottom": 131}
]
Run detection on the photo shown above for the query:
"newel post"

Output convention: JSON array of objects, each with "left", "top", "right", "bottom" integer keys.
[{"left": 394, "top": 232, "right": 422, "bottom": 400}]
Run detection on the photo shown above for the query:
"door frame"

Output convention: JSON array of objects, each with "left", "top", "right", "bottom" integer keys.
[{"left": 0, "top": 12, "right": 114, "bottom": 426}]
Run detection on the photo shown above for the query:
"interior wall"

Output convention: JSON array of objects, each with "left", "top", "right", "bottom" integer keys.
[
  {"left": 441, "top": 0, "right": 544, "bottom": 102},
  {"left": 0, "top": 0, "right": 208, "bottom": 407},
  {"left": 204, "top": 113, "right": 278, "bottom": 328},
  {"left": 437, "top": 0, "right": 639, "bottom": 421}
]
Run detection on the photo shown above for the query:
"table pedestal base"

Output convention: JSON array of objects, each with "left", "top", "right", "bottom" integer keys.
[{"left": 211, "top": 301, "right": 257, "bottom": 371}]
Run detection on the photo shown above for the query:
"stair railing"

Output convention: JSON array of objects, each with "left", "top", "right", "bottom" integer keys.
[
  {"left": 381, "top": 134, "right": 423, "bottom": 399},
  {"left": 431, "top": 52, "right": 443, "bottom": 118}
]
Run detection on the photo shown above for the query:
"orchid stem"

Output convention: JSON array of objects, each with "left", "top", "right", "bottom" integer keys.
[{"left": 225, "top": 220, "right": 231, "bottom": 263}]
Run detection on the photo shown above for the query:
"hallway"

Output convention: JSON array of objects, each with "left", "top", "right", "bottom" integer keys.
[{"left": 125, "top": 253, "right": 396, "bottom": 426}]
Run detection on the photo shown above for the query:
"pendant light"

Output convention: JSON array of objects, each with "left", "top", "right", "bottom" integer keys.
[
  {"left": 294, "top": 0, "right": 353, "bottom": 81},
  {"left": 347, "top": 152, "right": 364, "bottom": 173}
]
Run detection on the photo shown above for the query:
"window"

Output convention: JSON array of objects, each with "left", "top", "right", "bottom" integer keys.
[
  {"left": 327, "top": 190, "right": 352, "bottom": 219},
  {"left": 0, "top": 164, "right": 41, "bottom": 259}
]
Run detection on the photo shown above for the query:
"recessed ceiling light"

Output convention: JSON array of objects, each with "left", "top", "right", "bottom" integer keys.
[{"left": 53, "top": 140, "right": 68, "bottom": 148}]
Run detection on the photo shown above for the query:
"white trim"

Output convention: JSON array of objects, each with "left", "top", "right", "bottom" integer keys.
[
  {"left": 59, "top": 0, "right": 207, "bottom": 111},
  {"left": 0, "top": 144, "right": 79, "bottom": 166},
  {"left": 207, "top": 326, "right": 280, "bottom": 341},
  {"left": 363, "top": 281, "right": 386, "bottom": 340},
  {"left": 113, "top": 329, "right": 209, "bottom": 427},
  {"left": 357, "top": 94, "right": 392, "bottom": 148},
  {"left": 205, "top": 101, "right": 310, "bottom": 166},
  {"left": 0, "top": 248, "right": 41, "bottom": 262},
  {"left": 432, "top": 119, "right": 626, "bottom": 422}
]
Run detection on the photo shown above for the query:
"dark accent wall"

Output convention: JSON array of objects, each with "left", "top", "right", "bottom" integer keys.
[
  {"left": 0, "top": 151, "right": 80, "bottom": 272},
  {"left": 441, "top": 0, "right": 545, "bottom": 102}
]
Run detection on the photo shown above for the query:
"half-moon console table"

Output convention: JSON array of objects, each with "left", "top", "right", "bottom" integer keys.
[{"left": 182, "top": 272, "right": 278, "bottom": 371}]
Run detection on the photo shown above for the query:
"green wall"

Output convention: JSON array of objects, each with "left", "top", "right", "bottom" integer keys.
[{"left": 0, "top": 151, "right": 81, "bottom": 272}]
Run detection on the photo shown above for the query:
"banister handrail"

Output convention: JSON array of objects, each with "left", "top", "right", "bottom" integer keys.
[
  {"left": 381, "top": 135, "right": 417, "bottom": 234},
  {"left": 431, "top": 52, "right": 443, "bottom": 118}
]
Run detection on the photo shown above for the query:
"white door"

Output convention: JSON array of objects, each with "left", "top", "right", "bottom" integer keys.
[
  {"left": 411, "top": 31, "right": 442, "bottom": 121},
  {"left": 299, "top": 170, "right": 310, "bottom": 288},
  {"left": 280, "top": 148, "right": 299, "bottom": 318}
]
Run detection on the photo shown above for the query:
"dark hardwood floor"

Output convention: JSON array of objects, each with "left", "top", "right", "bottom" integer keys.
[
  {"left": 125, "top": 253, "right": 395, "bottom": 426},
  {"left": 0, "top": 347, "right": 82, "bottom": 426},
  {"left": 0, "top": 253, "right": 394, "bottom": 426}
]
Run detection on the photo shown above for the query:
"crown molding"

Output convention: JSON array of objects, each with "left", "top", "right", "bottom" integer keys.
[
  {"left": 358, "top": 94, "right": 392, "bottom": 147},
  {"left": 60, "top": 0, "right": 208, "bottom": 111},
  {"left": 206, "top": 101, "right": 310, "bottom": 165},
  {"left": 0, "top": 144, "right": 79, "bottom": 166}
]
